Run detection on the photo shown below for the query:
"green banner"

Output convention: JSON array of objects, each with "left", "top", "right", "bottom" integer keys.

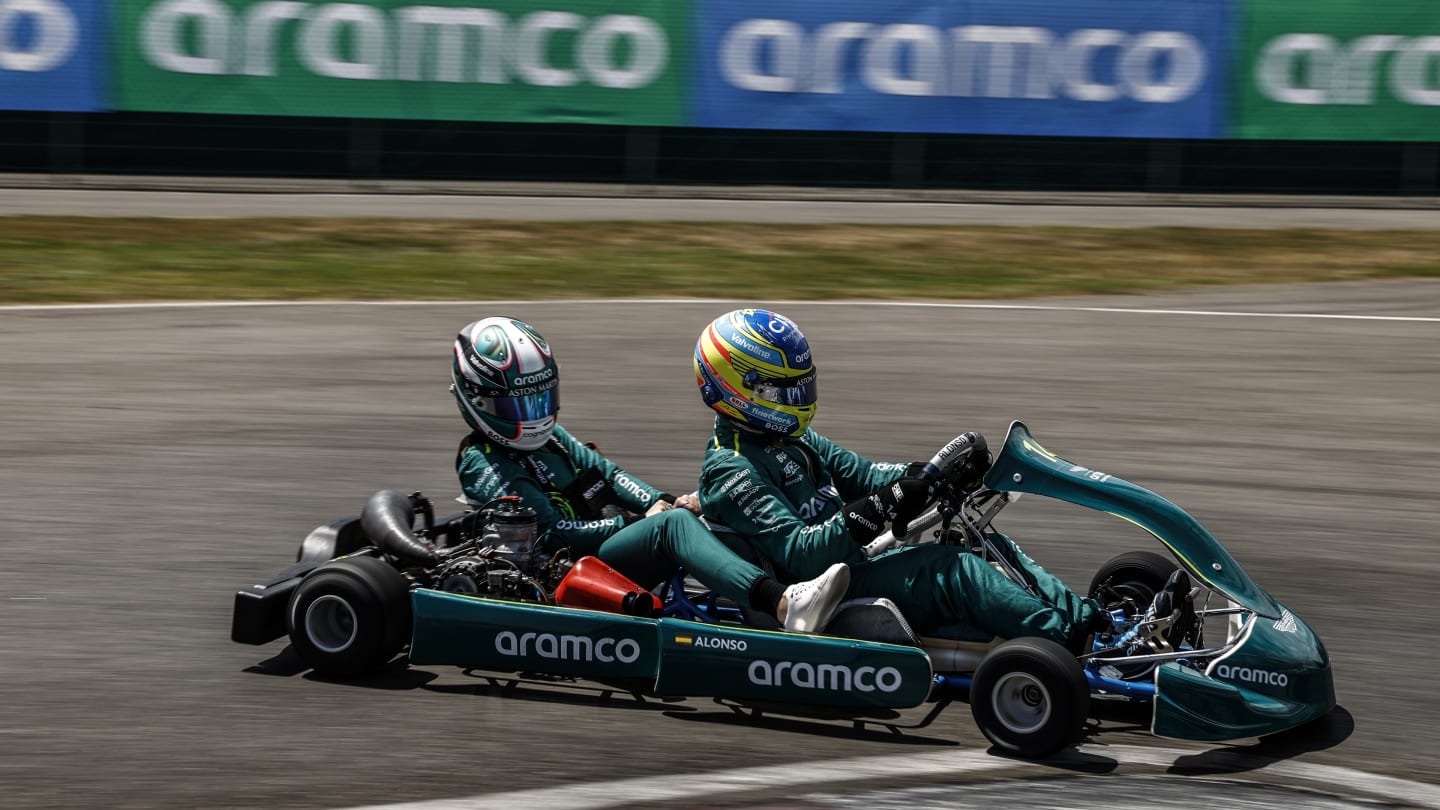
[
  {"left": 1236, "top": 0, "right": 1440, "bottom": 140},
  {"left": 114, "top": 0, "right": 687, "bottom": 123}
]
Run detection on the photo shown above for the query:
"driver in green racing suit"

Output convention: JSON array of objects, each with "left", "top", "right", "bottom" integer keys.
[
  {"left": 692, "top": 308, "right": 1110, "bottom": 650},
  {"left": 451, "top": 316, "right": 849, "bottom": 633}
]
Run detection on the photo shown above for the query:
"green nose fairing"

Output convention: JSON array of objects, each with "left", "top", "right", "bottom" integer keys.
[
  {"left": 981, "top": 422, "right": 1333, "bottom": 740},
  {"left": 1153, "top": 602, "right": 1335, "bottom": 740},
  {"left": 984, "top": 421, "right": 1282, "bottom": 619}
]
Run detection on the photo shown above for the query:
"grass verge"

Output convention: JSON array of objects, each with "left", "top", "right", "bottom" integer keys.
[{"left": 3, "top": 217, "right": 1439, "bottom": 304}]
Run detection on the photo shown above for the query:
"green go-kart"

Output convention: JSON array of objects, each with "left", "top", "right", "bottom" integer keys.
[{"left": 231, "top": 421, "right": 1335, "bottom": 758}]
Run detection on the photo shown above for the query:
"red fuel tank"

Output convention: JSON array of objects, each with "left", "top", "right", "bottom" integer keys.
[{"left": 554, "top": 556, "right": 662, "bottom": 618}]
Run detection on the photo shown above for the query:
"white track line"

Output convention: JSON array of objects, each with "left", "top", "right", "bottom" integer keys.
[
  {"left": 1, "top": 298, "right": 1438, "bottom": 323},
  {"left": 344, "top": 743, "right": 1440, "bottom": 810}
]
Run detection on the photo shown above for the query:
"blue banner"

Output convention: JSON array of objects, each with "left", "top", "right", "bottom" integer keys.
[
  {"left": 693, "top": 0, "right": 1228, "bottom": 137},
  {"left": 0, "top": 0, "right": 104, "bottom": 111}
]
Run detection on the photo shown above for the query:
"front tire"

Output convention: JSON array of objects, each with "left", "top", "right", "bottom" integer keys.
[
  {"left": 970, "top": 637, "right": 1089, "bottom": 758},
  {"left": 1088, "top": 550, "right": 1175, "bottom": 611},
  {"left": 287, "top": 556, "right": 412, "bottom": 678}
]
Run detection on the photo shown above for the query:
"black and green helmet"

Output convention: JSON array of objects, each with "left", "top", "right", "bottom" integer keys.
[{"left": 451, "top": 317, "right": 560, "bottom": 451}]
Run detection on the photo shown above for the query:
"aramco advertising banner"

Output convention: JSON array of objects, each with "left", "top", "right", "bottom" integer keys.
[
  {"left": 17, "top": 0, "right": 1440, "bottom": 139},
  {"left": 692, "top": 0, "right": 1229, "bottom": 138},
  {"left": 1235, "top": 0, "right": 1440, "bottom": 140},
  {"left": 0, "top": 0, "right": 105, "bottom": 110},
  {"left": 111, "top": 0, "right": 688, "bottom": 123}
]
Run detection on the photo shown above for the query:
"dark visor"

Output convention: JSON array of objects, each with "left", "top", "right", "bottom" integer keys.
[
  {"left": 753, "top": 373, "right": 817, "bottom": 407},
  {"left": 473, "top": 388, "right": 559, "bottom": 421}
]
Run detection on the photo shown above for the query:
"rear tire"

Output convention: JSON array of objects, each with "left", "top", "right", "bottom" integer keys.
[
  {"left": 287, "top": 556, "right": 411, "bottom": 678},
  {"left": 970, "top": 637, "right": 1089, "bottom": 758}
]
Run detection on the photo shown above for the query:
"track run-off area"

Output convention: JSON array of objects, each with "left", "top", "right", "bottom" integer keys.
[{"left": 2, "top": 285, "right": 1438, "bottom": 808}]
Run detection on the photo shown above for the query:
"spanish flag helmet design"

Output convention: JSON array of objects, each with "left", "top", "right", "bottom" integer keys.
[
  {"left": 695, "top": 309, "right": 817, "bottom": 437},
  {"left": 451, "top": 317, "right": 559, "bottom": 451}
]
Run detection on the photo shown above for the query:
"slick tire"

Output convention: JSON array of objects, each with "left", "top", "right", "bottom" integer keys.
[
  {"left": 970, "top": 637, "right": 1089, "bottom": 758},
  {"left": 1088, "top": 550, "right": 1176, "bottom": 612},
  {"left": 287, "top": 556, "right": 411, "bottom": 678}
]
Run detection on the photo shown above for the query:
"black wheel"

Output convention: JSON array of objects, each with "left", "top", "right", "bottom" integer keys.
[
  {"left": 287, "top": 556, "right": 412, "bottom": 678},
  {"left": 970, "top": 637, "right": 1089, "bottom": 758},
  {"left": 1088, "top": 550, "right": 1175, "bottom": 612}
]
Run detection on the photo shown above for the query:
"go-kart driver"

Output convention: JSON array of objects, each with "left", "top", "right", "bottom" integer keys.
[
  {"left": 693, "top": 308, "right": 1114, "bottom": 651},
  {"left": 451, "top": 316, "right": 850, "bottom": 633}
]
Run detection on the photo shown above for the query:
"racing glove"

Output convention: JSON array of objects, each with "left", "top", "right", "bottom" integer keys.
[{"left": 843, "top": 476, "right": 936, "bottom": 545}]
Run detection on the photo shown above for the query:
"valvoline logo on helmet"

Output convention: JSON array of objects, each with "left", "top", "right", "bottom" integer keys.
[{"left": 717, "top": 321, "right": 783, "bottom": 366}]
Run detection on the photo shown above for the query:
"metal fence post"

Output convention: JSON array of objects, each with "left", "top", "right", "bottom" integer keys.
[
  {"left": 625, "top": 126, "right": 660, "bottom": 187},
  {"left": 891, "top": 133, "right": 926, "bottom": 189},
  {"left": 1401, "top": 142, "right": 1438, "bottom": 195},
  {"left": 349, "top": 119, "right": 383, "bottom": 180},
  {"left": 1146, "top": 139, "right": 1183, "bottom": 193},
  {"left": 48, "top": 112, "right": 85, "bottom": 173}
]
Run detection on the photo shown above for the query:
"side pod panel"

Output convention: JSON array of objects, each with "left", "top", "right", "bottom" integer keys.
[
  {"left": 408, "top": 589, "right": 659, "bottom": 679},
  {"left": 653, "top": 618, "right": 933, "bottom": 710}
]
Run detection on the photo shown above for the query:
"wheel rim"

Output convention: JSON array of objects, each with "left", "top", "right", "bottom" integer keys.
[
  {"left": 305, "top": 594, "right": 358, "bottom": 653},
  {"left": 991, "top": 672, "right": 1052, "bottom": 734}
]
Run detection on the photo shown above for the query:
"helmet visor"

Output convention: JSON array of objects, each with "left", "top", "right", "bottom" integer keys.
[
  {"left": 753, "top": 371, "right": 817, "bottom": 407},
  {"left": 473, "top": 388, "right": 559, "bottom": 422}
]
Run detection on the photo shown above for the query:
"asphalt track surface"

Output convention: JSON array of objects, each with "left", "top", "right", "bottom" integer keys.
[
  {"left": 3, "top": 282, "right": 1439, "bottom": 809},
  {"left": 2, "top": 179, "right": 1438, "bottom": 808}
]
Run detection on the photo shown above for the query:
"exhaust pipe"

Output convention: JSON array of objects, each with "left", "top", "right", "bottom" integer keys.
[{"left": 361, "top": 490, "right": 438, "bottom": 567}]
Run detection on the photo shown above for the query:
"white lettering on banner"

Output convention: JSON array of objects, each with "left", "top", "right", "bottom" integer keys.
[
  {"left": 0, "top": 0, "right": 76, "bottom": 72},
  {"left": 301, "top": 3, "right": 385, "bottom": 80},
  {"left": 138, "top": 0, "right": 667, "bottom": 88},
  {"left": 396, "top": 6, "right": 502, "bottom": 82},
  {"left": 1258, "top": 33, "right": 1440, "bottom": 107},
  {"left": 141, "top": 0, "right": 227, "bottom": 74},
  {"left": 720, "top": 19, "right": 1206, "bottom": 103}
]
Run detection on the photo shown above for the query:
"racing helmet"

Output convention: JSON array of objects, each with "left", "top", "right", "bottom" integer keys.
[
  {"left": 451, "top": 317, "right": 559, "bottom": 451},
  {"left": 694, "top": 309, "right": 817, "bottom": 437}
]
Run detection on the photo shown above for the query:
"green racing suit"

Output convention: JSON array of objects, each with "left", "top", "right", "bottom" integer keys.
[
  {"left": 698, "top": 418, "right": 1103, "bottom": 645},
  {"left": 457, "top": 424, "right": 768, "bottom": 606}
]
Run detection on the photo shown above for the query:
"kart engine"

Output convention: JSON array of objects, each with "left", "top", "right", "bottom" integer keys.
[{"left": 432, "top": 554, "right": 557, "bottom": 603}]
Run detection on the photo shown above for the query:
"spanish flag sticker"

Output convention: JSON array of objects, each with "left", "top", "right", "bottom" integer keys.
[{"left": 674, "top": 635, "right": 694, "bottom": 646}]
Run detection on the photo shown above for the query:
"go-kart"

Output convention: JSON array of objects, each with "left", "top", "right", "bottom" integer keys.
[{"left": 230, "top": 421, "right": 1335, "bottom": 757}]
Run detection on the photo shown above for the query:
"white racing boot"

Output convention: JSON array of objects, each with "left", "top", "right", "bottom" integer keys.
[{"left": 780, "top": 563, "right": 851, "bottom": 633}]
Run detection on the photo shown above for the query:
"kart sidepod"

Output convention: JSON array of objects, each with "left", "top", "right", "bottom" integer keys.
[{"left": 408, "top": 588, "right": 935, "bottom": 710}]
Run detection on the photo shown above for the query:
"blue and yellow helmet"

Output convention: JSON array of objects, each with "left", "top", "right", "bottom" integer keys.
[
  {"left": 451, "top": 317, "right": 559, "bottom": 451},
  {"left": 695, "top": 309, "right": 817, "bottom": 437}
]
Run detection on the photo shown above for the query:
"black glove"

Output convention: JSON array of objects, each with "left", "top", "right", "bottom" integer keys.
[{"left": 843, "top": 477, "right": 936, "bottom": 544}]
